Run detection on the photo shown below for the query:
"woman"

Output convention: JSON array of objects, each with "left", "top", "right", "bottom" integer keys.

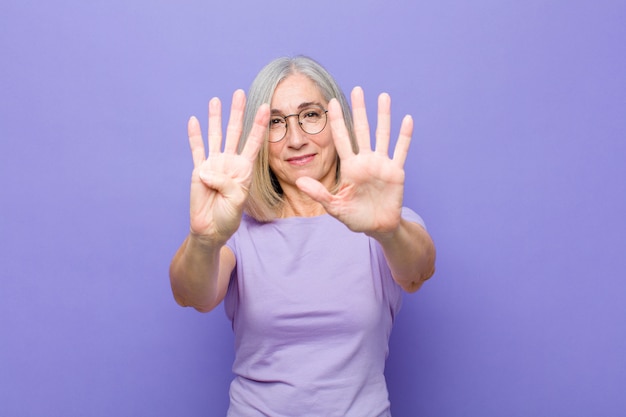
[{"left": 170, "top": 56, "right": 436, "bottom": 416}]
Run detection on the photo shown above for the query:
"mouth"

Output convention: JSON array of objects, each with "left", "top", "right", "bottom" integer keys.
[{"left": 286, "top": 153, "right": 316, "bottom": 166}]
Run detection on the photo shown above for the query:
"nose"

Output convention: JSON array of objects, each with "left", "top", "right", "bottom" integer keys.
[{"left": 284, "top": 115, "right": 307, "bottom": 148}]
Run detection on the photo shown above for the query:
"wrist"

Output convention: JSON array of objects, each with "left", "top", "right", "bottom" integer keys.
[
  {"left": 366, "top": 224, "right": 401, "bottom": 246},
  {"left": 187, "top": 230, "right": 228, "bottom": 251}
]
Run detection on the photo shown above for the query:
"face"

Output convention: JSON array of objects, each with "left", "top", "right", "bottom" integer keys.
[{"left": 268, "top": 73, "right": 338, "bottom": 193}]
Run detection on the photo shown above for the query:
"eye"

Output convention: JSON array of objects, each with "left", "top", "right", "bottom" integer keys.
[
  {"left": 269, "top": 117, "right": 285, "bottom": 126},
  {"left": 301, "top": 109, "right": 322, "bottom": 120}
]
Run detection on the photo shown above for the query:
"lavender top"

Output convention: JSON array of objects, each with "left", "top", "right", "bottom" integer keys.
[{"left": 224, "top": 208, "right": 425, "bottom": 417}]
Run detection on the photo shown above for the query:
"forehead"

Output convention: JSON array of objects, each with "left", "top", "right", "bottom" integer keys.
[{"left": 270, "top": 73, "right": 325, "bottom": 112}]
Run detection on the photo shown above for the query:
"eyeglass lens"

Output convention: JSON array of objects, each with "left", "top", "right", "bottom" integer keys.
[{"left": 268, "top": 106, "right": 328, "bottom": 142}]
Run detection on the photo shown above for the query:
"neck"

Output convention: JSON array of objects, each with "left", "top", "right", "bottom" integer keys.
[{"left": 280, "top": 188, "right": 326, "bottom": 218}]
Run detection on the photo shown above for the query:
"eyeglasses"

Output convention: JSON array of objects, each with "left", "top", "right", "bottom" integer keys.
[{"left": 267, "top": 105, "right": 328, "bottom": 143}]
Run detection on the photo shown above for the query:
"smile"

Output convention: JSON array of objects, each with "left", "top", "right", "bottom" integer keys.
[{"left": 286, "top": 154, "right": 316, "bottom": 166}]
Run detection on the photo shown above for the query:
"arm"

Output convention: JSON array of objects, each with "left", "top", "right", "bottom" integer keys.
[
  {"left": 170, "top": 236, "right": 235, "bottom": 312},
  {"left": 169, "top": 90, "right": 269, "bottom": 312},
  {"left": 369, "top": 218, "right": 436, "bottom": 293},
  {"left": 296, "top": 87, "right": 436, "bottom": 292}
]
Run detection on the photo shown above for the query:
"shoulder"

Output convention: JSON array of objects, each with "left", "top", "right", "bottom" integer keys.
[
  {"left": 225, "top": 214, "right": 263, "bottom": 250},
  {"left": 402, "top": 206, "right": 427, "bottom": 229}
]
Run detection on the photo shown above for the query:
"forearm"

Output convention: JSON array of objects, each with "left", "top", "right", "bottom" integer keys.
[
  {"left": 169, "top": 234, "right": 224, "bottom": 312},
  {"left": 370, "top": 218, "right": 436, "bottom": 293}
]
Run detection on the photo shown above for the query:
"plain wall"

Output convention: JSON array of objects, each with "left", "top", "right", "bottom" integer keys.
[{"left": 1, "top": 0, "right": 625, "bottom": 416}]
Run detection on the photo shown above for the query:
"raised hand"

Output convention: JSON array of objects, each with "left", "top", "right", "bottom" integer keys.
[
  {"left": 296, "top": 87, "right": 412, "bottom": 237},
  {"left": 188, "top": 90, "right": 269, "bottom": 244}
]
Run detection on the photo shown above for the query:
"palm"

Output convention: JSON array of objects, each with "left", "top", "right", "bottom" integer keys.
[
  {"left": 297, "top": 87, "right": 413, "bottom": 235},
  {"left": 187, "top": 91, "right": 269, "bottom": 243},
  {"left": 331, "top": 150, "right": 405, "bottom": 233},
  {"left": 190, "top": 153, "right": 254, "bottom": 238}
]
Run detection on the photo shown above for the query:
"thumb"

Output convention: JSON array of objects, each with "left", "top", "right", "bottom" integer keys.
[
  {"left": 200, "top": 171, "right": 247, "bottom": 205},
  {"left": 296, "top": 177, "right": 333, "bottom": 206}
]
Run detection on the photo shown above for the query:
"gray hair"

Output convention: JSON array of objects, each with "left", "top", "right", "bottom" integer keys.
[{"left": 240, "top": 56, "right": 356, "bottom": 221}]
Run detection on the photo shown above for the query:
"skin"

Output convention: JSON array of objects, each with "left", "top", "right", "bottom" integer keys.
[
  {"left": 267, "top": 73, "right": 338, "bottom": 217},
  {"left": 169, "top": 74, "right": 436, "bottom": 312}
]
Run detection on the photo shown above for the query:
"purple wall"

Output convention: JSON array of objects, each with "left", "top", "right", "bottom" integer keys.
[{"left": 2, "top": 0, "right": 625, "bottom": 415}]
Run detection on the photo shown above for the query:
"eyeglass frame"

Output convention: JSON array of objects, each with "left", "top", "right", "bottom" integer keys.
[{"left": 267, "top": 105, "right": 329, "bottom": 143}]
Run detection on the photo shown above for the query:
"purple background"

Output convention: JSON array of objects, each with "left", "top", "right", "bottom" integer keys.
[{"left": 2, "top": 0, "right": 625, "bottom": 416}]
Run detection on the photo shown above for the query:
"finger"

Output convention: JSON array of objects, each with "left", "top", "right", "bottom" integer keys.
[
  {"left": 188, "top": 116, "right": 206, "bottom": 169},
  {"left": 198, "top": 170, "right": 247, "bottom": 206},
  {"left": 224, "top": 89, "right": 246, "bottom": 154},
  {"left": 392, "top": 115, "right": 414, "bottom": 167},
  {"left": 207, "top": 97, "right": 222, "bottom": 156},
  {"left": 241, "top": 103, "right": 270, "bottom": 161},
  {"left": 375, "top": 93, "right": 391, "bottom": 156},
  {"left": 327, "top": 98, "right": 355, "bottom": 160},
  {"left": 295, "top": 177, "right": 333, "bottom": 207},
  {"left": 350, "top": 86, "right": 372, "bottom": 153}
]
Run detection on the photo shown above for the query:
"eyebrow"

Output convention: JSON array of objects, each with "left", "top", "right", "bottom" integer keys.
[{"left": 270, "top": 101, "right": 324, "bottom": 115}]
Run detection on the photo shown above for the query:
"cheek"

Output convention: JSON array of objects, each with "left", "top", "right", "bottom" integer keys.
[
  {"left": 315, "top": 130, "right": 335, "bottom": 149},
  {"left": 267, "top": 143, "right": 285, "bottom": 171},
  {"left": 319, "top": 135, "right": 337, "bottom": 159}
]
